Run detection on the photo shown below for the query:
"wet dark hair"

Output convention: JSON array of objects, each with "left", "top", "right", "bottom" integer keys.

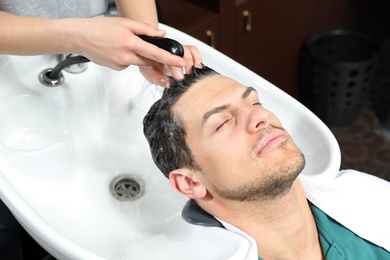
[{"left": 143, "top": 65, "right": 219, "bottom": 178}]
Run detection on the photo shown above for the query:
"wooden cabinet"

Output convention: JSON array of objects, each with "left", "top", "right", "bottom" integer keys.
[
  {"left": 233, "top": 0, "right": 320, "bottom": 99},
  {"left": 158, "top": 0, "right": 350, "bottom": 98},
  {"left": 158, "top": 0, "right": 219, "bottom": 49}
]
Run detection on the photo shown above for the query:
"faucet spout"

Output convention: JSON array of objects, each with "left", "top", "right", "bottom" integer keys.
[
  {"left": 48, "top": 55, "right": 90, "bottom": 80},
  {"left": 38, "top": 55, "right": 90, "bottom": 87}
]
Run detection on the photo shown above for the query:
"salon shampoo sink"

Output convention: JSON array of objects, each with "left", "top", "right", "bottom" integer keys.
[{"left": 0, "top": 24, "right": 340, "bottom": 259}]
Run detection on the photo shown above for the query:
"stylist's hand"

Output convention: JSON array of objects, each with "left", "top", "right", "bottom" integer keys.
[
  {"left": 139, "top": 45, "right": 203, "bottom": 87},
  {"left": 73, "top": 16, "right": 187, "bottom": 70}
]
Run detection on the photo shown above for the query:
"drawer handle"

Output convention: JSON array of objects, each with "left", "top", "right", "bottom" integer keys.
[
  {"left": 243, "top": 10, "right": 252, "bottom": 32},
  {"left": 206, "top": 30, "right": 216, "bottom": 48}
]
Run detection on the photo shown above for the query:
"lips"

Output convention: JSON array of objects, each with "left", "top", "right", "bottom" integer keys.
[{"left": 256, "top": 129, "right": 287, "bottom": 156}]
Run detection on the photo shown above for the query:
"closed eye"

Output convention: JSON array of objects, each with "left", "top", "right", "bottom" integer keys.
[
  {"left": 216, "top": 118, "right": 232, "bottom": 131},
  {"left": 253, "top": 102, "right": 262, "bottom": 106}
]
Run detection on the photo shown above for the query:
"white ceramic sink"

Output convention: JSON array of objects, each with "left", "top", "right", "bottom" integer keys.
[{"left": 0, "top": 25, "right": 340, "bottom": 259}]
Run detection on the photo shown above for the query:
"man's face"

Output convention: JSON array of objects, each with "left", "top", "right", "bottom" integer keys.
[{"left": 173, "top": 74, "right": 305, "bottom": 201}]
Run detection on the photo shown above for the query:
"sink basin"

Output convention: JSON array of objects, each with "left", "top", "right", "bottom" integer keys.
[{"left": 0, "top": 24, "right": 340, "bottom": 259}]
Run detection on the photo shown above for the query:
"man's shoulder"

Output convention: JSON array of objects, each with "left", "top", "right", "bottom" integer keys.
[
  {"left": 310, "top": 201, "right": 390, "bottom": 259},
  {"left": 300, "top": 170, "right": 390, "bottom": 252}
]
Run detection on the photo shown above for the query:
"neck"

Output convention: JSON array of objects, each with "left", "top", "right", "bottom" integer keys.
[{"left": 199, "top": 179, "right": 323, "bottom": 260}]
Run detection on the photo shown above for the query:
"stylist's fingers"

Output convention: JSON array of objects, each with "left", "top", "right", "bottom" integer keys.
[
  {"left": 131, "top": 37, "right": 186, "bottom": 67},
  {"left": 118, "top": 19, "right": 187, "bottom": 68},
  {"left": 145, "top": 45, "right": 203, "bottom": 81},
  {"left": 139, "top": 65, "right": 171, "bottom": 87},
  {"left": 123, "top": 19, "right": 166, "bottom": 38},
  {"left": 169, "top": 66, "right": 185, "bottom": 80},
  {"left": 182, "top": 45, "right": 203, "bottom": 74}
]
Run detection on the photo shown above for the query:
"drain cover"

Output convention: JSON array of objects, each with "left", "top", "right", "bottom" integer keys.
[{"left": 110, "top": 174, "right": 145, "bottom": 201}]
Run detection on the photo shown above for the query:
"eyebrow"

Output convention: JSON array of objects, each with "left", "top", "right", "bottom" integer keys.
[
  {"left": 242, "top": 86, "right": 257, "bottom": 99},
  {"left": 201, "top": 86, "right": 257, "bottom": 128}
]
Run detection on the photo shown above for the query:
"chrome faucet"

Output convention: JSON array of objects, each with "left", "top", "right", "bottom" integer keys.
[
  {"left": 58, "top": 54, "right": 88, "bottom": 74},
  {"left": 38, "top": 54, "right": 90, "bottom": 87}
]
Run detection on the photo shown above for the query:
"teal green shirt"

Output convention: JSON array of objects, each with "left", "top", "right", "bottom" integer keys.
[{"left": 259, "top": 202, "right": 389, "bottom": 259}]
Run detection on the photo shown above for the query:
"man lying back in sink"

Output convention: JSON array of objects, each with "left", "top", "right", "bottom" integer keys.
[{"left": 143, "top": 65, "right": 390, "bottom": 260}]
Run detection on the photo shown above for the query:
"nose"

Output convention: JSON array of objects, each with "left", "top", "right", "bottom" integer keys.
[{"left": 246, "top": 104, "right": 270, "bottom": 134}]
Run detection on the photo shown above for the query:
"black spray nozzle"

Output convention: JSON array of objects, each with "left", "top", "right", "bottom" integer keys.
[{"left": 139, "top": 35, "right": 185, "bottom": 57}]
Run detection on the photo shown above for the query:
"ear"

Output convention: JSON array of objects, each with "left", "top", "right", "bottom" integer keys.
[{"left": 169, "top": 168, "right": 207, "bottom": 199}]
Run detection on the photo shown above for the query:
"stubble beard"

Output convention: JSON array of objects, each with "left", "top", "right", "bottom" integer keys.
[{"left": 211, "top": 144, "right": 306, "bottom": 202}]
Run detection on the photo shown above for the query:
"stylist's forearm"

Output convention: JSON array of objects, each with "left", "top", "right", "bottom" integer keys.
[
  {"left": 0, "top": 11, "right": 75, "bottom": 55},
  {"left": 114, "top": 0, "right": 159, "bottom": 27}
]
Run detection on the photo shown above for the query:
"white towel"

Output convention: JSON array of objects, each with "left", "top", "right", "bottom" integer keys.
[
  {"left": 300, "top": 169, "right": 390, "bottom": 252},
  {"left": 217, "top": 218, "right": 259, "bottom": 260}
]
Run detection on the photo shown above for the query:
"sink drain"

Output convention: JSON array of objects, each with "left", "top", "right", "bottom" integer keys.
[{"left": 110, "top": 174, "right": 145, "bottom": 201}]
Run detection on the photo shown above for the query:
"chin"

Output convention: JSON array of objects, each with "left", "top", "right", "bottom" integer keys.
[{"left": 283, "top": 149, "right": 306, "bottom": 178}]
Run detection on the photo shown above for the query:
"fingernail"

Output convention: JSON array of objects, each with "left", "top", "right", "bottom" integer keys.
[
  {"left": 195, "top": 62, "right": 204, "bottom": 68},
  {"left": 159, "top": 79, "right": 170, "bottom": 88},
  {"left": 171, "top": 66, "right": 184, "bottom": 79}
]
